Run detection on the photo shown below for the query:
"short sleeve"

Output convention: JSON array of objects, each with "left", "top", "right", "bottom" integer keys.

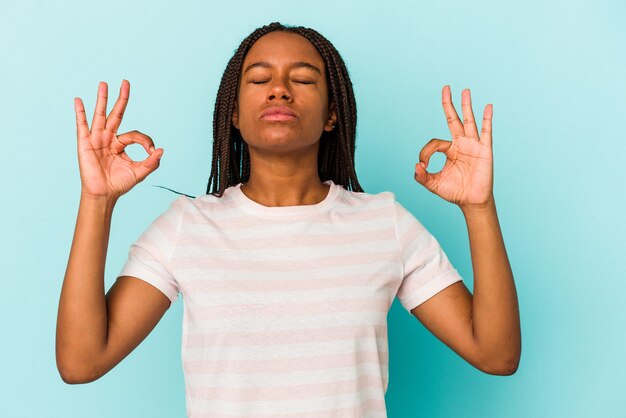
[
  {"left": 394, "top": 200, "right": 463, "bottom": 313},
  {"left": 117, "top": 196, "right": 187, "bottom": 304}
]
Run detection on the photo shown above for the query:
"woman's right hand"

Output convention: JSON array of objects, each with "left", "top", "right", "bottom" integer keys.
[{"left": 74, "top": 80, "right": 163, "bottom": 201}]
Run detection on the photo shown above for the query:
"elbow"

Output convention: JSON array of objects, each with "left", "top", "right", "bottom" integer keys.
[
  {"left": 58, "top": 365, "right": 103, "bottom": 385},
  {"left": 476, "top": 336, "right": 522, "bottom": 376},
  {"left": 480, "top": 352, "right": 521, "bottom": 376},
  {"left": 482, "top": 359, "right": 519, "bottom": 376},
  {"left": 58, "top": 368, "right": 83, "bottom": 385},
  {"left": 56, "top": 354, "right": 104, "bottom": 385}
]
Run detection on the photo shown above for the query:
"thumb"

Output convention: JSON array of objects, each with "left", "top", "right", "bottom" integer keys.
[
  {"left": 135, "top": 148, "right": 164, "bottom": 182},
  {"left": 414, "top": 161, "right": 437, "bottom": 191}
]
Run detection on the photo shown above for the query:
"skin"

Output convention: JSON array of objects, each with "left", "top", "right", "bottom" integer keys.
[
  {"left": 232, "top": 31, "right": 337, "bottom": 207},
  {"left": 411, "top": 86, "right": 521, "bottom": 375},
  {"left": 56, "top": 80, "right": 169, "bottom": 384},
  {"left": 56, "top": 33, "right": 520, "bottom": 385}
]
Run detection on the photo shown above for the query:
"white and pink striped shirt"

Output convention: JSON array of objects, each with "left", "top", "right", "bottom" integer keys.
[{"left": 118, "top": 179, "right": 463, "bottom": 417}]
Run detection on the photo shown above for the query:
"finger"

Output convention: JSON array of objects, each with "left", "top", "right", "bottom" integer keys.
[
  {"left": 74, "top": 97, "right": 89, "bottom": 140},
  {"left": 480, "top": 104, "right": 493, "bottom": 145},
  {"left": 414, "top": 161, "right": 439, "bottom": 192},
  {"left": 133, "top": 148, "right": 164, "bottom": 182},
  {"left": 105, "top": 79, "right": 130, "bottom": 135},
  {"left": 118, "top": 151, "right": 133, "bottom": 163},
  {"left": 442, "top": 85, "right": 464, "bottom": 139},
  {"left": 418, "top": 138, "right": 453, "bottom": 169},
  {"left": 113, "top": 131, "right": 156, "bottom": 155},
  {"left": 91, "top": 81, "right": 108, "bottom": 132},
  {"left": 461, "top": 89, "right": 479, "bottom": 139}
]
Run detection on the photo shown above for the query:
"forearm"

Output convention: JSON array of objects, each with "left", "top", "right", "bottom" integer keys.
[
  {"left": 56, "top": 194, "right": 117, "bottom": 381},
  {"left": 460, "top": 199, "right": 521, "bottom": 374}
]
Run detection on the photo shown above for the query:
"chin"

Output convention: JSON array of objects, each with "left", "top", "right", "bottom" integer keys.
[
  {"left": 247, "top": 127, "right": 298, "bottom": 146},
  {"left": 241, "top": 125, "right": 321, "bottom": 151},
  {"left": 245, "top": 136, "right": 319, "bottom": 154}
]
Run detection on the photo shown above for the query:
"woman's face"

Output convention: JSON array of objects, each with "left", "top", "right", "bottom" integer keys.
[{"left": 232, "top": 31, "right": 336, "bottom": 154}]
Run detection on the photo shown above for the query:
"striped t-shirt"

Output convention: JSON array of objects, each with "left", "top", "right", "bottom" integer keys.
[{"left": 118, "top": 179, "right": 463, "bottom": 417}]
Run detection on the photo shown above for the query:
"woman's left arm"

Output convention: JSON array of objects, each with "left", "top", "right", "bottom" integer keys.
[
  {"left": 410, "top": 85, "right": 521, "bottom": 375},
  {"left": 459, "top": 198, "right": 521, "bottom": 375}
]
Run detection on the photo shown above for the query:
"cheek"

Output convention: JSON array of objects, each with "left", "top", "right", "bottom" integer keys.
[
  {"left": 235, "top": 99, "right": 256, "bottom": 131},
  {"left": 316, "top": 89, "right": 330, "bottom": 120},
  {"left": 314, "top": 100, "right": 330, "bottom": 125}
]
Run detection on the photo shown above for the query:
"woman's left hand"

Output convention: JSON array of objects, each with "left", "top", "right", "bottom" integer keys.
[{"left": 414, "top": 85, "right": 494, "bottom": 210}]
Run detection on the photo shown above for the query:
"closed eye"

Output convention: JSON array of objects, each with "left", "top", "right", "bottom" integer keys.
[{"left": 249, "top": 80, "right": 315, "bottom": 85}]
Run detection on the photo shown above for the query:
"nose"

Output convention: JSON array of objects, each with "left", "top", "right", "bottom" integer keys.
[{"left": 266, "top": 77, "right": 292, "bottom": 102}]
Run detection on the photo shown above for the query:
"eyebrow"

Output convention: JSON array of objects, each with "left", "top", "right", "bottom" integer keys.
[{"left": 243, "top": 61, "right": 322, "bottom": 75}]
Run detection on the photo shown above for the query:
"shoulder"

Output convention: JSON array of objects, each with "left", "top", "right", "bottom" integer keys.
[
  {"left": 152, "top": 194, "right": 209, "bottom": 223},
  {"left": 170, "top": 189, "right": 241, "bottom": 222},
  {"left": 339, "top": 188, "right": 428, "bottom": 237},
  {"left": 337, "top": 186, "right": 397, "bottom": 210}
]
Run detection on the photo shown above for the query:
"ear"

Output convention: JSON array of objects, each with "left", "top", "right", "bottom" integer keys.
[
  {"left": 231, "top": 100, "right": 240, "bottom": 129},
  {"left": 323, "top": 101, "right": 337, "bottom": 132}
]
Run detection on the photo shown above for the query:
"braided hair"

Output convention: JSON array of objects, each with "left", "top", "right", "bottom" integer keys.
[{"left": 206, "top": 21, "right": 363, "bottom": 197}]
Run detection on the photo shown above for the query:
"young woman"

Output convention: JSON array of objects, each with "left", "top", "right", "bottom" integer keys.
[{"left": 56, "top": 22, "right": 521, "bottom": 417}]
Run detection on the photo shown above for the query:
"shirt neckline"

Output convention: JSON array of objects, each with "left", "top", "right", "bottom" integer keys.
[{"left": 229, "top": 180, "right": 340, "bottom": 219}]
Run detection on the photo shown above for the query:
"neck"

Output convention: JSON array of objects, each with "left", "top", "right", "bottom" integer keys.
[{"left": 240, "top": 148, "right": 329, "bottom": 207}]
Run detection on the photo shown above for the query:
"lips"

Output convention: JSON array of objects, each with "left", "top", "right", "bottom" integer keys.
[{"left": 260, "top": 106, "right": 297, "bottom": 121}]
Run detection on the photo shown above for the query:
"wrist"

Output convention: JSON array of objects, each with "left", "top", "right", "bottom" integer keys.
[
  {"left": 80, "top": 192, "right": 119, "bottom": 209},
  {"left": 459, "top": 197, "right": 497, "bottom": 218}
]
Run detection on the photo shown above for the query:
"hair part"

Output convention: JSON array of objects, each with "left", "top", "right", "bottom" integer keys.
[{"left": 206, "top": 21, "right": 363, "bottom": 196}]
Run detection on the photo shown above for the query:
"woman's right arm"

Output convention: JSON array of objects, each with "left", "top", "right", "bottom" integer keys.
[{"left": 56, "top": 80, "right": 169, "bottom": 384}]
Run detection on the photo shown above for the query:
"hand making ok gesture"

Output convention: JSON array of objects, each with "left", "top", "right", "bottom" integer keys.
[
  {"left": 74, "top": 80, "right": 164, "bottom": 201},
  {"left": 414, "top": 85, "right": 494, "bottom": 210}
]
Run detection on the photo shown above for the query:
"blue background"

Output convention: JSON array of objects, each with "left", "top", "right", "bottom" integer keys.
[{"left": 1, "top": 0, "right": 624, "bottom": 416}]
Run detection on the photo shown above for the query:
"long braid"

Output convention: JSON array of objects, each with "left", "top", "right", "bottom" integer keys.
[{"left": 206, "top": 22, "right": 364, "bottom": 197}]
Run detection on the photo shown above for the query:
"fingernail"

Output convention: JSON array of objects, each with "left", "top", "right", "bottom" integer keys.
[
  {"left": 420, "top": 161, "right": 426, "bottom": 169},
  {"left": 150, "top": 146, "right": 155, "bottom": 152}
]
